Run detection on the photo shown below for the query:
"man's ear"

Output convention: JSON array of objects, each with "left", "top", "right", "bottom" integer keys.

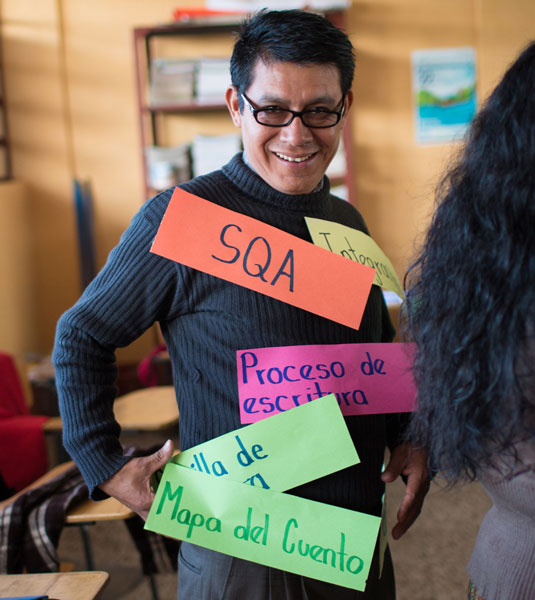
[
  {"left": 343, "top": 90, "right": 353, "bottom": 119},
  {"left": 225, "top": 86, "right": 242, "bottom": 127}
]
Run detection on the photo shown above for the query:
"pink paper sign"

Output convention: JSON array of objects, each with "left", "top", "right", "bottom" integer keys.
[
  {"left": 150, "top": 188, "right": 376, "bottom": 330},
  {"left": 236, "top": 343, "right": 416, "bottom": 424}
]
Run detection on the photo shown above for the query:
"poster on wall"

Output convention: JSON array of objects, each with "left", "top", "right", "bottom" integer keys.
[{"left": 411, "top": 47, "right": 477, "bottom": 144}]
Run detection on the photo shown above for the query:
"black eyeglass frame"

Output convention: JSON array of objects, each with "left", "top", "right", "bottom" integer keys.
[{"left": 240, "top": 91, "right": 346, "bottom": 129}]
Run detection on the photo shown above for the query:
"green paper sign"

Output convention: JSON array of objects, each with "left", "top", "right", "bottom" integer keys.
[
  {"left": 171, "top": 394, "right": 360, "bottom": 491},
  {"left": 146, "top": 465, "right": 381, "bottom": 591}
]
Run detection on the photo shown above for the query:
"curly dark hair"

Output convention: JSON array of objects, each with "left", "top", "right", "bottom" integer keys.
[{"left": 405, "top": 41, "right": 535, "bottom": 483}]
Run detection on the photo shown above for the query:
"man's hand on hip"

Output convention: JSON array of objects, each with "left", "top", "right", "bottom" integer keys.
[{"left": 99, "top": 439, "right": 174, "bottom": 521}]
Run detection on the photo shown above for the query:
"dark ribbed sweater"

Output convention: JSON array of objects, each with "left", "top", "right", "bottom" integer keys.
[{"left": 53, "top": 153, "right": 400, "bottom": 512}]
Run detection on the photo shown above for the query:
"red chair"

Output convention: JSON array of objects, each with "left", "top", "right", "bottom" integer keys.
[{"left": 0, "top": 352, "right": 48, "bottom": 492}]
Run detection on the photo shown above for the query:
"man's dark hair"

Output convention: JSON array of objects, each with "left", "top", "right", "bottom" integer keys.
[{"left": 230, "top": 9, "right": 355, "bottom": 102}]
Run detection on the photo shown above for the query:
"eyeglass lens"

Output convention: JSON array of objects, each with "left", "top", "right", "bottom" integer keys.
[{"left": 256, "top": 108, "right": 340, "bottom": 128}]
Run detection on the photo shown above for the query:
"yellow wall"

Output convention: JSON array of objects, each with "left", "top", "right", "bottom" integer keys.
[
  {"left": 1, "top": 0, "right": 533, "bottom": 359},
  {"left": 0, "top": 181, "right": 36, "bottom": 356},
  {"left": 347, "top": 0, "right": 535, "bottom": 276},
  {"left": 0, "top": 0, "right": 202, "bottom": 360}
]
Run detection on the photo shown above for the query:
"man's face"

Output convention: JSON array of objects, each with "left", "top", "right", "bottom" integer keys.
[{"left": 226, "top": 60, "right": 352, "bottom": 195}]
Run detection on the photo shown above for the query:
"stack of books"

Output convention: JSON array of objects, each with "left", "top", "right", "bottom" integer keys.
[
  {"left": 145, "top": 144, "right": 191, "bottom": 191},
  {"left": 196, "top": 58, "right": 232, "bottom": 104},
  {"left": 191, "top": 134, "right": 242, "bottom": 177},
  {"left": 148, "top": 57, "right": 231, "bottom": 106},
  {"left": 149, "top": 58, "right": 196, "bottom": 106}
]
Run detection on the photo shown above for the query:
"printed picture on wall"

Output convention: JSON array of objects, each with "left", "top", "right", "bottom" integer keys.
[{"left": 411, "top": 47, "right": 477, "bottom": 144}]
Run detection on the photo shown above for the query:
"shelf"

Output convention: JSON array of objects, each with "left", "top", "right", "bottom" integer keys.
[
  {"left": 133, "top": 19, "right": 240, "bottom": 200},
  {"left": 145, "top": 101, "right": 227, "bottom": 113},
  {"left": 136, "top": 21, "right": 241, "bottom": 39}
]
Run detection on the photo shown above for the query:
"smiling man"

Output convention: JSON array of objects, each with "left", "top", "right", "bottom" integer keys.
[
  {"left": 53, "top": 9, "right": 429, "bottom": 600},
  {"left": 227, "top": 59, "right": 351, "bottom": 195}
]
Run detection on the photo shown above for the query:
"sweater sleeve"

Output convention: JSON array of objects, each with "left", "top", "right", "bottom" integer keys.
[{"left": 52, "top": 191, "right": 183, "bottom": 499}]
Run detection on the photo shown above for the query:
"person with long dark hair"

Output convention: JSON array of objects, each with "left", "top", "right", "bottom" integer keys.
[{"left": 405, "top": 42, "right": 535, "bottom": 600}]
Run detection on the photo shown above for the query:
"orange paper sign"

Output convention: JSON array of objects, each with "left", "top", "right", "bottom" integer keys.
[{"left": 150, "top": 188, "right": 375, "bottom": 330}]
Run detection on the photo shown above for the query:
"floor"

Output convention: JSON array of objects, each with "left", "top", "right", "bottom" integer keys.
[
  {"left": 387, "top": 476, "right": 491, "bottom": 600},
  {"left": 57, "top": 460, "right": 491, "bottom": 600}
]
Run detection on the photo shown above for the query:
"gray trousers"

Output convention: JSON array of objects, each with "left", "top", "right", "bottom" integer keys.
[{"left": 177, "top": 542, "right": 396, "bottom": 600}]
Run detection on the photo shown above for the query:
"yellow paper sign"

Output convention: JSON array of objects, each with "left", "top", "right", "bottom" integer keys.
[{"left": 305, "top": 217, "right": 405, "bottom": 301}]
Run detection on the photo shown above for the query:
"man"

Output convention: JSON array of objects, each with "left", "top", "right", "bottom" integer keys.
[{"left": 53, "top": 9, "right": 428, "bottom": 599}]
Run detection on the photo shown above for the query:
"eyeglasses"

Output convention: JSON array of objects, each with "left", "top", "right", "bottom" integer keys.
[{"left": 240, "top": 92, "right": 345, "bottom": 129}]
